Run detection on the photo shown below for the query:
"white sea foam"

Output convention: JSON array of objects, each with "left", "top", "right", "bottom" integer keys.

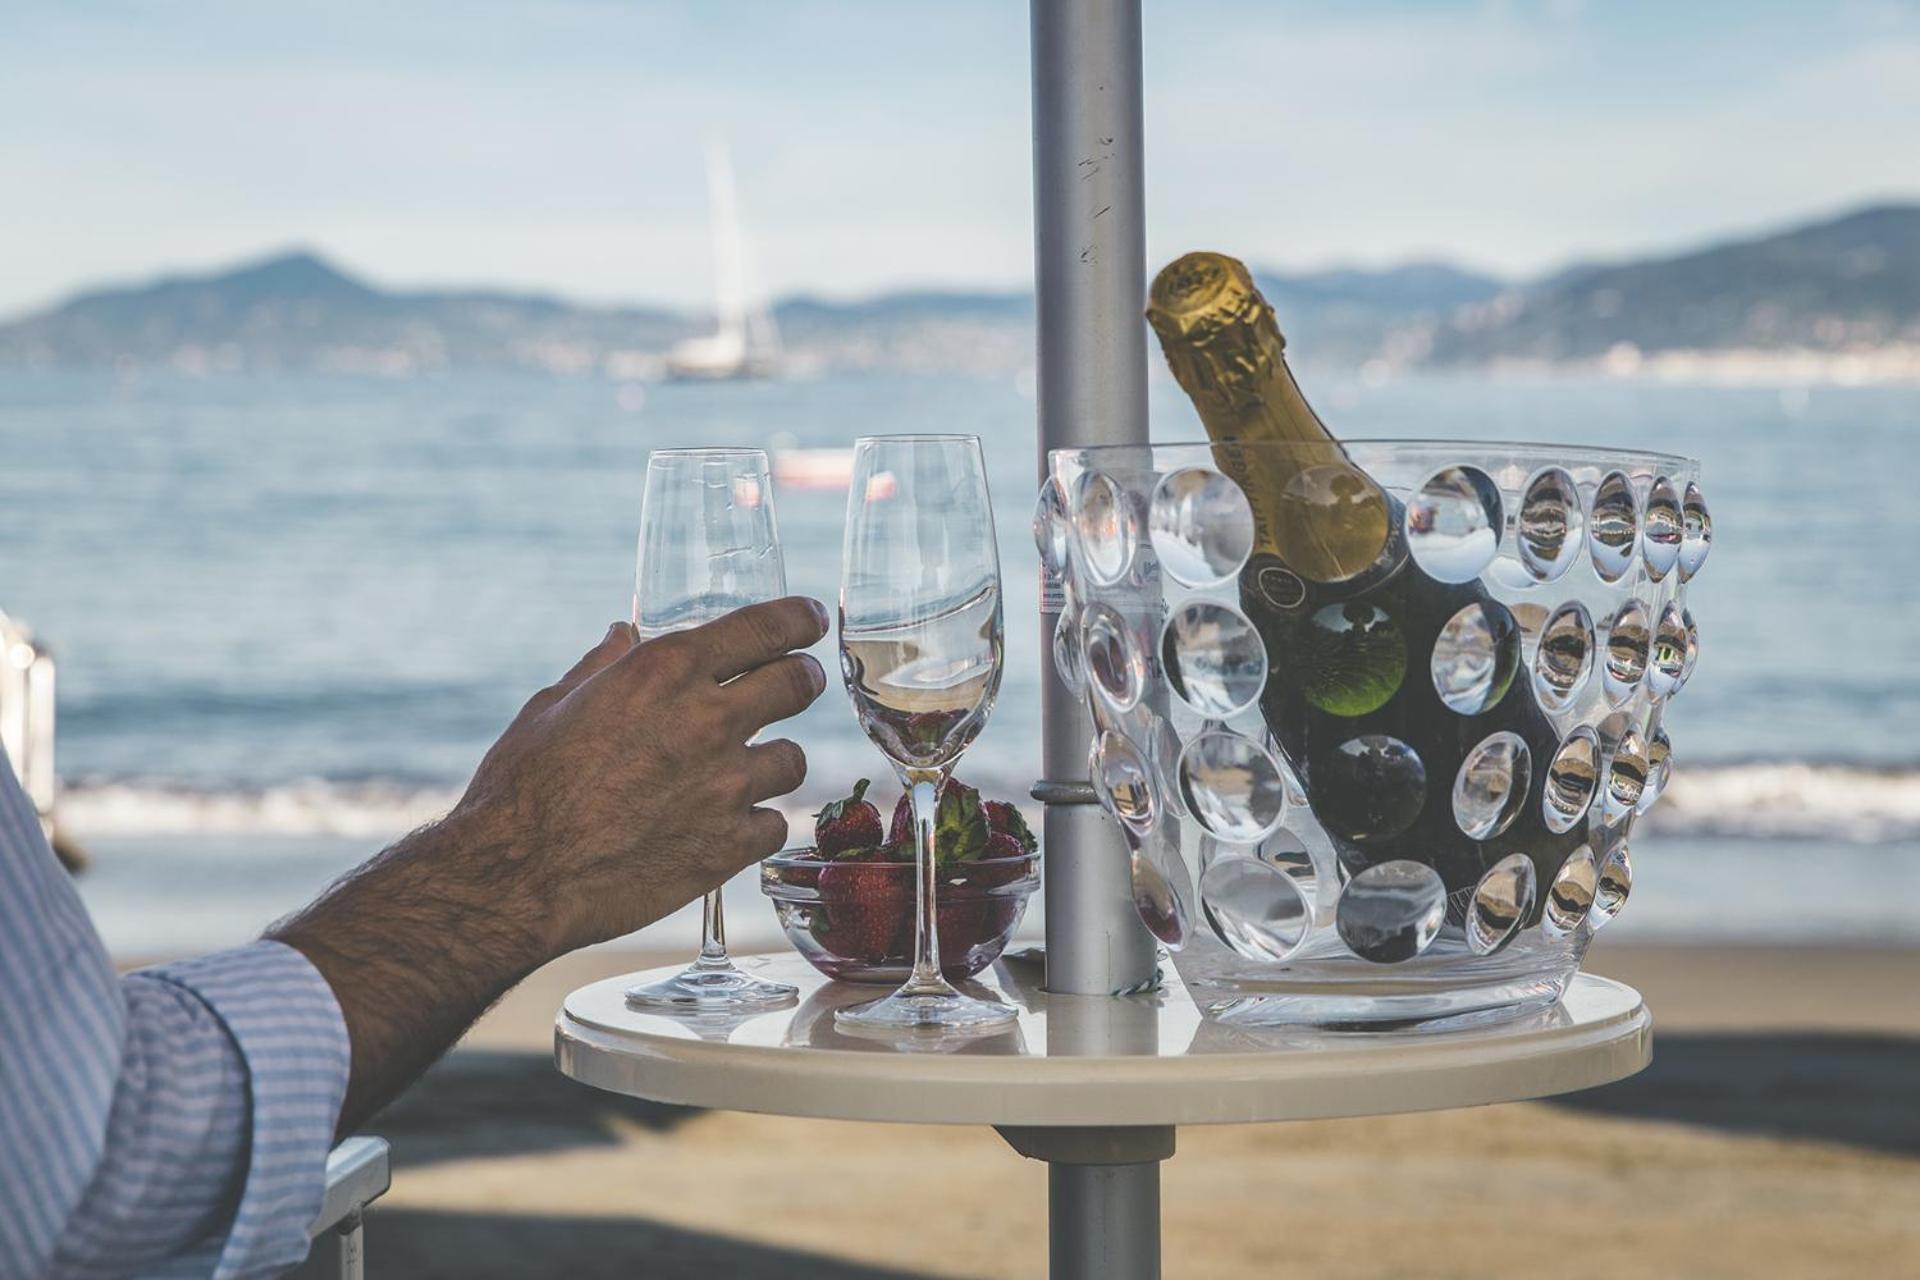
[
  {"left": 57, "top": 777, "right": 833, "bottom": 840},
  {"left": 54, "top": 762, "right": 1920, "bottom": 844},
  {"left": 1645, "top": 763, "right": 1920, "bottom": 843},
  {"left": 60, "top": 778, "right": 463, "bottom": 838}
]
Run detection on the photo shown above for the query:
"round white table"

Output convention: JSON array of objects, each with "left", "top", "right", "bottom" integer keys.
[{"left": 555, "top": 952, "right": 1651, "bottom": 1277}]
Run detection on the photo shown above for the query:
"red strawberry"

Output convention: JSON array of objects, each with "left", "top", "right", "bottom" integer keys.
[
  {"left": 776, "top": 856, "right": 824, "bottom": 890},
  {"left": 899, "top": 709, "right": 966, "bottom": 756},
  {"left": 976, "top": 898, "right": 1022, "bottom": 951},
  {"left": 970, "top": 841, "right": 1036, "bottom": 897},
  {"left": 933, "top": 854, "right": 1030, "bottom": 970},
  {"left": 983, "top": 803, "right": 1037, "bottom": 854},
  {"left": 936, "top": 896, "right": 988, "bottom": 969},
  {"left": 814, "top": 857, "right": 911, "bottom": 965},
  {"left": 885, "top": 779, "right": 990, "bottom": 865},
  {"left": 982, "top": 829, "right": 1029, "bottom": 864},
  {"left": 934, "top": 778, "right": 990, "bottom": 865},
  {"left": 814, "top": 779, "right": 883, "bottom": 858}
]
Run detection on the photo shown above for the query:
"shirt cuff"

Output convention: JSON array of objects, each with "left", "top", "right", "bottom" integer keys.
[{"left": 142, "top": 940, "right": 351, "bottom": 1280}]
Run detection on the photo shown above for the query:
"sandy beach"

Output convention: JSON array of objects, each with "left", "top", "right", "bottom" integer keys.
[{"left": 341, "top": 941, "right": 1920, "bottom": 1278}]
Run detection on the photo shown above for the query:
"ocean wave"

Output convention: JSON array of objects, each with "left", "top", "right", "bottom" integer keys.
[
  {"left": 56, "top": 776, "right": 834, "bottom": 840},
  {"left": 54, "top": 762, "right": 1920, "bottom": 844},
  {"left": 60, "top": 777, "right": 465, "bottom": 838},
  {"left": 1646, "top": 763, "right": 1920, "bottom": 843}
]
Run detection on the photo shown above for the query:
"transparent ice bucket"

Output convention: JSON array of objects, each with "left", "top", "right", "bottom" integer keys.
[{"left": 1038, "top": 440, "right": 1709, "bottom": 1026}]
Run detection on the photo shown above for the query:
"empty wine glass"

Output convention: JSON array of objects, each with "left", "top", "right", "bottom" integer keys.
[
  {"left": 625, "top": 447, "right": 799, "bottom": 1012},
  {"left": 835, "top": 434, "right": 1014, "bottom": 1035}
]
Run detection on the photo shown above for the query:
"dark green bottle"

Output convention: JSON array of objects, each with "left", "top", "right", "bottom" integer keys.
[{"left": 1146, "top": 252, "right": 1585, "bottom": 917}]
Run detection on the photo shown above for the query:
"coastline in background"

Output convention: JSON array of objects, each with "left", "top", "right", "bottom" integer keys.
[
  {"left": 5, "top": 204, "right": 1920, "bottom": 385},
  {"left": 3, "top": 367, "right": 1914, "bottom": 956}
]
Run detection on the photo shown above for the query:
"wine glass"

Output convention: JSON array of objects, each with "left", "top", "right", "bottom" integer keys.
[
  {"left": 625, "top": 447, "right": 799, "bottom": 1012},
  {"left": 835, "top": 434, "right": 1014, "bottom": 1034}
]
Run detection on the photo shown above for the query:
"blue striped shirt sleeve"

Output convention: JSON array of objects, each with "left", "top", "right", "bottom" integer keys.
[
  {"left": 135, "top": 943, "right": 351, "bottom": 1278},
  {"left": 0, "top": 748, "right": 351, "bottom": 1279}
]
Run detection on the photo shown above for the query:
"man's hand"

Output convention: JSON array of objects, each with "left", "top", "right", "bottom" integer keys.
[
  {"left": 272, "top": 597, "right": 829, "bottom": 1134},
  {"left": 452, "top": 597, "right": 827, "bottom": 954}
]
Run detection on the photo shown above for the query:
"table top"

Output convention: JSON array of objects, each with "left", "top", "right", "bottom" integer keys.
[{"left": 554, "top": 953, "right": 1651, "bottom": 1128}]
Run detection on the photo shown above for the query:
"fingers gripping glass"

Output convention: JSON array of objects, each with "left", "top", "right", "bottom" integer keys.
[
  {"left": 624, "top": 448, "right": 799, "bottom": 1013},
  {"left": 834, "top": 435, "right": 1016, "bottom": 1036}
]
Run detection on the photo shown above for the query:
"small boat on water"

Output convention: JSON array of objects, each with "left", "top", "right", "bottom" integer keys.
[
  {"left": 665, "top": 139, "right": 784, "bottom": 382},
  {"left": 771, "top": 446, "right": 856, "bottom": 491}
]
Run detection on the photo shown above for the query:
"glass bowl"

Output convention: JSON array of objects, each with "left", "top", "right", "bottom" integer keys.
[
  {"left": 761, "top": 849, "right": 1040, "bottom": 984},
  {"left": 1041, "top": 438, "right": 1708, "bottom": 1026}
]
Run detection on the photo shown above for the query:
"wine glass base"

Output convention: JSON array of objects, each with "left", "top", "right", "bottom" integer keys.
[
  {"left": 834, "top": 984, "right": 1018, "bottom": 1037},
  {"left": 625, "top": 962, "right": 798, "bottom": 1012}
]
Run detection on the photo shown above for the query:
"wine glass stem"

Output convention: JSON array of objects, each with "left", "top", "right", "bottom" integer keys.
[
  {"left": 901, "top": 771, "right": 953, "bottom": 995},
  {"left": 695, "top": 889, "right": 730, "bottom": 969}
]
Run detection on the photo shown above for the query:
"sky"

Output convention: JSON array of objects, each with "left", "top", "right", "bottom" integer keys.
[{"left": 2, "top": 0, "right": 1918, "bottom": 316}]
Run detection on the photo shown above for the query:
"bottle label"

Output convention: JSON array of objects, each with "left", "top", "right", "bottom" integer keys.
[
  {"left": 1251, "top": 560, "right": 1308, "bottom": 611},
  {"left": 1039, "top": 567, "right": 1065, "bottom": 615}
]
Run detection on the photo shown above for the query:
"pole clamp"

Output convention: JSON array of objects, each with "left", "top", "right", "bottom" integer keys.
[{"left": 1032, "top": 779, "right": 1099, "bottom": 805}]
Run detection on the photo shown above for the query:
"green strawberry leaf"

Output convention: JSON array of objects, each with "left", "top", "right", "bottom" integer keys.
[
  {"left": 934, "top": 779, "right": 989, "bottom": 865},
  {"left": 815, "top": 778, "right": 871, "bottom": 825}
]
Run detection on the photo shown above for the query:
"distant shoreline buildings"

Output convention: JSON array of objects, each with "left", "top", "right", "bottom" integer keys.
[{"left": 2, "top": 204, "right": 1917, "bottom": 385}]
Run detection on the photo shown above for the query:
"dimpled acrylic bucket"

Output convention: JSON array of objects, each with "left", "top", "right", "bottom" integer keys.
[{"left": 1038, "top": 440, "right": 1708, "bottom": 1026}]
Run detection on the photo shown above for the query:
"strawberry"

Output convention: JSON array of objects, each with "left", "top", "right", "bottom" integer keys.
[
  {"left": 983, "top": 802, "right": 1037, "bottom": 853},
  {"left": 814, "top": 856, "right": 912, "bottom": 965},
  {"left": 802, "top": 785, "right": 1036, "bottom": 975},
  {"left": 884, "top": 779, "right": 991, "bottom": 865},
  {"left": 935, "top": 853, "right": 1029, "bottom": 967},
  {"left": 777, "top": 857, "right": 824, "bottom": 890},
  {"left": 936, "top": 896, "right": 987, "bottom": 968},
  {"left": 899, "top": 709, "right": 966, "bottom": 757},
  {"left": 814, "top": 779, "right": 883, "bottom": 858},
  {"left": 982, "top": 829, "right": 1029, "bottom": 864},
  {"left": 934, "top": 778, "right": 990, "bottom": 865},
  {"left": 970, "top": 839, "right": 1037, "bottom": 900},
  {"left": 804, "top": 833, "right": 1032, "bottom": 978}
]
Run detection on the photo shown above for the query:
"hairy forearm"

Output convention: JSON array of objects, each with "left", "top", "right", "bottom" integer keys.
[
  {"left": 265, "top": 602, "right": 826, "bottom": 1138},
  {"left": 269, "top": 811, "right": 552, "bottom": 1137}
]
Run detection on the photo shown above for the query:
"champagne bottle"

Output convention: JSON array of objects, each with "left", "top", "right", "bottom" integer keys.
[{"left": 1146, "top": 252, "right": 1583, "bottom": 918}]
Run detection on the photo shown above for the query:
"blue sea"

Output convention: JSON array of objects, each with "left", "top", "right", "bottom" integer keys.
[{"left": 2, "top": 368, "right": 1916, "bottom": 954}]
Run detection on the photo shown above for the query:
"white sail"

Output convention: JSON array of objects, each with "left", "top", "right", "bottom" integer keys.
[
  {"left": 666, "top": 137, "right": 782, "bottom": 380},
  {"left": 707, "top": 138, "right": 748, "bottom": 355}
]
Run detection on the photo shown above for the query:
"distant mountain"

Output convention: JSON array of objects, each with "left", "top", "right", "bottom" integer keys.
[
  {"left": 1422, "top": 204, "right": 1920, "bottom": 368},
  {"left": 0, "top": 251, "right": 689, "bottom": 375},
  {"left": 3, "top": 250, "right": 1483, "bottom": 376},
  {"left": 770, "top": 288, "right": 1035, "bottom": 374},
  {"left": 3, "top": 203, "right": 1916, "bottom": 377},
  {"left": 1254, "top": 262, "right": 1505, "bottom": 364},
  {"left": 1262, "top": 262, "right": 1505, "bottom": 313}
]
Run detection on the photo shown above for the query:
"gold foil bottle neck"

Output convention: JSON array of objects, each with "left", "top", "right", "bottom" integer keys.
[
  {"left": 1148, "top": 250, "right": 1394, "bottom": 585},
  {"left": 1147, "top": 252, "right": 1288, "bottom": 422}
]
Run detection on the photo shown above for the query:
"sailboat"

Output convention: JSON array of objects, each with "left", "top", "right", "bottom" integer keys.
[{"left": 665, "top": 139, "right": 783, "bottom": 381}]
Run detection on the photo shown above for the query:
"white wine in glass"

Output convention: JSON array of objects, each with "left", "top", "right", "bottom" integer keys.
[
  {"left": 835, "top": 434, "right": 1015, "bottom": 1035},
  {"left": 625, "top": 447, "right": 799, "bottom": 1013}
]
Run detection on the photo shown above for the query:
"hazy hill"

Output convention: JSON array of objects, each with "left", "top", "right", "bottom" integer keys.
[
  {"left": 1255, "top": 262, "right": 1505, "bottom": 364},
  {"left": 1, "top": 203, "right": 1915, "bottom": 376},
  {"left": 1423, "top": 204, "right": 1920, "bottom": 367},
  {"left": 0, "top": 250, "right": 1488, "bottom": 375},
  {"left": 0, "top": 252, "right": 689, "bottom": 375},
  {"left": 772, "top": 288, "right": 1034, "bottom": 374}
]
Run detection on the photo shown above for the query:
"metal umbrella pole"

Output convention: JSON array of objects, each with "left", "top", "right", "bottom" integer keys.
[
  {"left": 1031, "top": 0, "right": 1155, "bottom": 1002},
  {"left": 1022, "top": 1, "right": 1168, "bottom": 1276}
]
